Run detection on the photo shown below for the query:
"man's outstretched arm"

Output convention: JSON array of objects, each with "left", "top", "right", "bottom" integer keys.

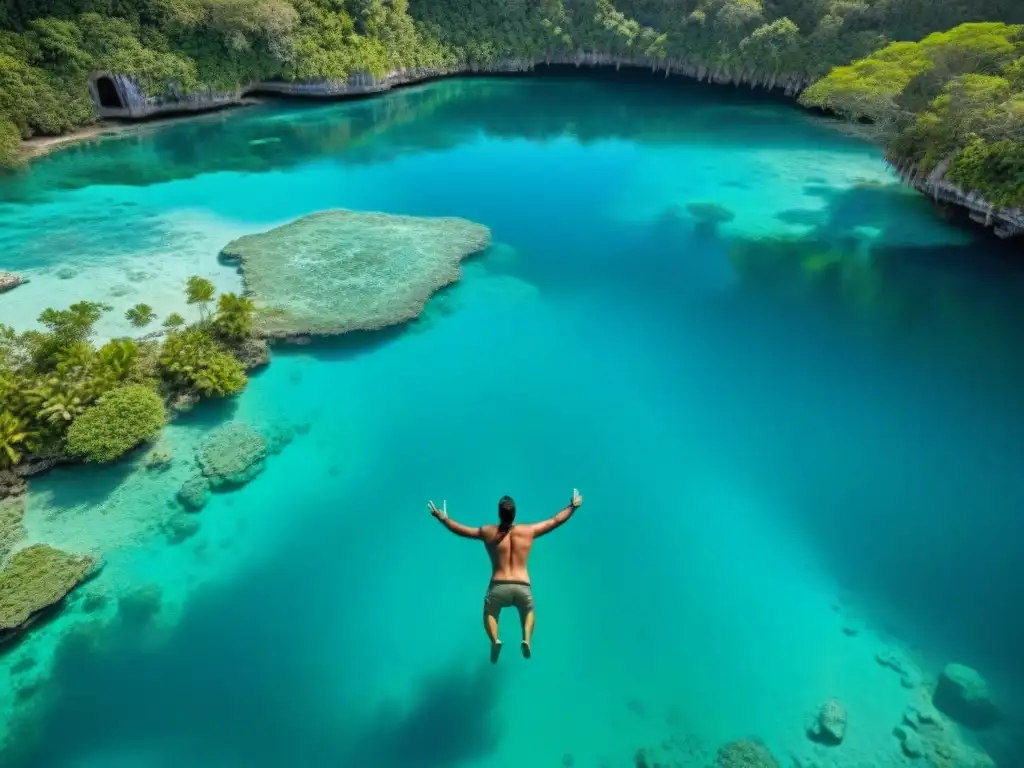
[
  {"left": 528, "top": 488, "right": 583, "bottom": 538},
  {"left": 428, "top": 500, "right": 481, "bottom": 539}
]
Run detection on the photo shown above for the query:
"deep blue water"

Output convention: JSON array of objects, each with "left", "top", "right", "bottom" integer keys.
[{"left": 1, "top": 71, "right": 1023, "bottom": 767}]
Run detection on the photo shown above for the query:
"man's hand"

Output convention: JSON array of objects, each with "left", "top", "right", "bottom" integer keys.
[
  {"left": 428, "top": 500, "right": 448, "bottom": 520},
  {"left": 570, "top": 488, "right": 583, "bottom": 509}
]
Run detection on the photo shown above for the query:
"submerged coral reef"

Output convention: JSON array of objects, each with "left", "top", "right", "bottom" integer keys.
[
  {"left": 0, "top": 544, "right": 95, "bottom": 644},
  {"left": 220, "top": 209, "right": 491, "bottom": 337},
  {"left": 195, "top": 421, "right": 268, "bottom": 489}
]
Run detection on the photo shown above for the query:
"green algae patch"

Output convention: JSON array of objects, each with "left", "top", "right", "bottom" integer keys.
[
  {"left": 0, "top": 544, "right": 95, "bottom": 638},
  {"left": 220, "top": 209, "right": 492, "bottom": 337}
]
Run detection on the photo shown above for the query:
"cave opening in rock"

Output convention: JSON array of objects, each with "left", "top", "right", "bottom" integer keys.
[{"left": 95, "top": 76, "right": 123, "bottom": 109}]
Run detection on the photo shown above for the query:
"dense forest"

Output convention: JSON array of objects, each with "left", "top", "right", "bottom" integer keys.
[{"left": 1, "top": 0, "right": 1022, "bottom": 206}]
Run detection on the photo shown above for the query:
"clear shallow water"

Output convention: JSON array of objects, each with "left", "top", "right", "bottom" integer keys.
[{"left": 1, "top": 70, "right": 1024, "bottom": 767}]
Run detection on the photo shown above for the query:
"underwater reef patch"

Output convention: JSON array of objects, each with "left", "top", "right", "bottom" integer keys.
[
  {"left": 220, "top": 209, "right": 491, "bottom": 337},
  {"left": 713, "top": 738, "right": 779, "bottom": 767},
  {"left": 0, "top": 544, "right": 96, "bottom": 643},
  {"left": 0, "top": 496, "right": 26, "bottom": 561},
  {"left": 195, "top": 421, "right": 268, "bottom": 489}
]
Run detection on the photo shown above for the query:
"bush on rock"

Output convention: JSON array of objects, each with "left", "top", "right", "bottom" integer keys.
[
  {"left": 66, "top": 385, "right": 167, "bottom": 463},
  {"left": 158, "top": 328, "right": 247, "bottom": 397}
]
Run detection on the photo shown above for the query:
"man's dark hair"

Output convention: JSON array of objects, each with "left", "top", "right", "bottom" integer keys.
[{"left": 498, "top": 495, "right": 516, "bottom": 528}]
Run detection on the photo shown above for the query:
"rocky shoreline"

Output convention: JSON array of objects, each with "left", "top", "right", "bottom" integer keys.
[
  {"left": 890, "top": 156, "right": 1024, "bottom": 239},
  {"left": 16, "top": 54, "right": 1019, "bottom": 239}
]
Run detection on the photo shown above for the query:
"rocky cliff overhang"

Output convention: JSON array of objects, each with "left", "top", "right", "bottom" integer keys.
[
  {"left": 252, "top": 53, "right": 811, "bottom": 98},
  {"left": 87, "top": 72, "right": 245, "bottom": 119},
  {"left": 890, "top": 156, "right": 1024, "bottom": 239}
]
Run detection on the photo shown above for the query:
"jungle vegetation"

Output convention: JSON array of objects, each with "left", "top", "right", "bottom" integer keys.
[
  {"left": 800, "top": 22, "right": 1024, "bottom": 207},
  {"left": 0, "top": 0, "right": 1022, "bottom": 206},
  {"left": 0, "top": 276, "right": 255, "bottom": 469}
]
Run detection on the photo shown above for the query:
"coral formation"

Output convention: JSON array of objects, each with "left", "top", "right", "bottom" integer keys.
[
  {"left": 0, "top": 469, "right": 27, "bottom": 501},
  {"left": 144, "top": 445, "right": 174, "bottom": 471},
  {"left": 177, "top": 474, "right": 211, "bottom": 511},
  {"left": 262, "top": 423, "right": 295, "bottom": 455},
  {"left": 0, "top": 495, "right": 26, "bottom": 560},
  {"left": 933, "top": 663, "right": 999, "bottom": 729},
  {"left": 0, "top": 544, "right": 95, "bottom": 642},
  {"left": 806, "top": 699, "right": 846, "bottom": 745},
  {"left": 163, "top": 514, "right": 200, "bottom": 544},
  {"left": 713, "top": 738, "right": 779, "bottom": 768},
  {"left": 219, "top": 209, "right": 491, "bottom": 337},
  {"left": 195, "top": 421, "right": 268, "bottom": 488}
]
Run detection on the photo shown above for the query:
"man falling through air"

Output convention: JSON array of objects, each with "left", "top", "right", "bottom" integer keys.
[{"left": 429, "top": 489, "right": 584, "bottom": 663}]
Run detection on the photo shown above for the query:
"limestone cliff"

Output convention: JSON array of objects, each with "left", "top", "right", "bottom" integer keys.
[
  {"left": 85, "top": 56, "right": 1016, "bottom": 238},
  {"left": 88, "top": 72, "right": 245, "bottom": 119},
  {"left": 891, "top": 156, "right": 1024, "bottom": 239}
]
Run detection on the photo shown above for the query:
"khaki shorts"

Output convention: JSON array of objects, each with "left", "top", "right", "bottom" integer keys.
[{"left": 484, "top": 580, "right": 534, "bottom": 619}]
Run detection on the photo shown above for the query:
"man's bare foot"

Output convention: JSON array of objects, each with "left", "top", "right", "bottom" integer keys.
[
  {"left": 490, "top": 641, "right": 502, "bottom": 664},
  {"left": 520, "top": 641, "right": 532, "bottom": 659}
]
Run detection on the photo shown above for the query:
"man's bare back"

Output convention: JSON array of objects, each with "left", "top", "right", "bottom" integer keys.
[
  {"left": 429, "top": 489, "right": 583, "bottom": 663},
  {"left": 480, "top": 523, "right": 535, "bottom": 583}
]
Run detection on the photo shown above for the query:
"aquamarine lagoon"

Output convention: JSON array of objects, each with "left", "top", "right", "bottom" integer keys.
[{"left": 1, "top": 70, "right": 1023, "bottom": 767}]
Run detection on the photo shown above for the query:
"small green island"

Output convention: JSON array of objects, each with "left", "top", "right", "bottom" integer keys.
[{"left": 0, "top": 276, "right": 263, "bottom": 642}]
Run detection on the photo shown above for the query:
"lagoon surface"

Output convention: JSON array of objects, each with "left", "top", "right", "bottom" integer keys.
[{"left": 1, "top": 71, "right": 1024, "bottom": 767}]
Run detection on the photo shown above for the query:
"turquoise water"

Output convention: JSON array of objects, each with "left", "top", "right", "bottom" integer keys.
[{"left": 1, "top": 71, "right": 1024, "bottom": 767}]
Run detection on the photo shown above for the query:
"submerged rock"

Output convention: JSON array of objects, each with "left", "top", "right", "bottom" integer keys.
[
  {"left": 232, "top": 335, "right": 270, "bottom": 370},
  {"left": 713, "top": 739, "right": 779, "bottom": 768},
  {"left": 0, "top": 271, "right": 24, "bottom": 293},
  {"left": 219, "top": 209, "right": 491, "bottom": 337},
  {"left": 0, "top": 544, "right": 96, "bottom": 643},
  {"left": 686, "top": 202, "right": 736, "bottom": 225},
  {"left": 163, "top": 514, "right": 200, "bottom": 544},
  {"left": 875, "top": 646, "right": 919, "bottom": 687},
  {"left": 177, "top": 474, "right": 211, "bottom": 511},
  {"left": 807, "top": 699, "right": 846, "bottom": 745},
  {"left": 0, "top": 470, "right": 26, "bottom": 501},
  {"left": 893, "top": 698, "right": 997, "bottom": 767},
  {"left": 893, "top": 724, "right": 923, "bottom": 758},
  {"left": 933, "top": 663, "right": 998, "bottom": 729},
  {"left": 144, "top": 445, "right": 174, "bottom": 471},
  {"left": 196, "top": 422, "right": 267, "bottom": 489}
]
